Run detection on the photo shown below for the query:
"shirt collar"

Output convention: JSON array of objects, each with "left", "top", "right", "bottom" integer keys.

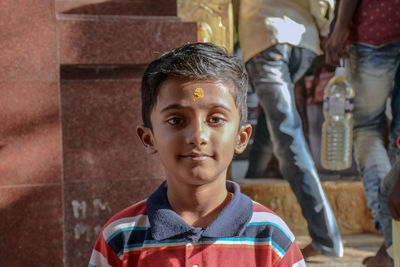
[{"left": 146, "top": 180, "right": 253, "bottom": 241}]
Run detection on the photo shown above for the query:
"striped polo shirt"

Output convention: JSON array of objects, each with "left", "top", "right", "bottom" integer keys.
[{"left": 89, "top": 181, "right": 305, "bottom": 267}]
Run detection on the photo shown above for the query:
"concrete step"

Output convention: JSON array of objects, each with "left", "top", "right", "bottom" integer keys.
[{"left": 235, "top": 178, "right": 377, "bottom": 235}]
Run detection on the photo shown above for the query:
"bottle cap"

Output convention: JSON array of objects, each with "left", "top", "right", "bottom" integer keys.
[
  {"left": 335, "top": 58, "right": 346, "bottom": 77},
  {"left": 335, "top": 66, "right": 346, "bottom": 77}
]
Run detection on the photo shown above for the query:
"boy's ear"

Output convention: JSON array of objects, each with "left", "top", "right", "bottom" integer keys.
[
  {"left": 136, "top": 125, "right": 157, "bottom": 154},
  {"left": 234, "top": 123, "right": 252, "bottom": 154}
]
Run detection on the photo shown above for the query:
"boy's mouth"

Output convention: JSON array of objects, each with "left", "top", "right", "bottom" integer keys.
[{"left": 179, "top": 152, "right": 212, "bottom": 160}]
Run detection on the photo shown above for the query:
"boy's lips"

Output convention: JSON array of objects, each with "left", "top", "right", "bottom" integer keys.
[{"left": 179, "top": 152, "right": 213, "bottom": 160}]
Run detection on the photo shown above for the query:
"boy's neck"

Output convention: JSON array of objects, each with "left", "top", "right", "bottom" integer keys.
[{"left": 166, "top": 178, "right": 232, "bottom": 229}]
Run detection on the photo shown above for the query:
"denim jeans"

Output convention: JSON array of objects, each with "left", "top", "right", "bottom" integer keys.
[
  {"left": 245, "top": 44, "right": 343, "bottom": 257},
  {"left": 245, "top": 109, "right": 274, "bottom": 177},
  {"left": 378, "top": 159, "right": 400, "bottom": 263},
  {"left": 346, "top": 41, "right": 400, "bottom": 231},
  {"left": 389, "top": 64, "right": 400, "bottom": 163}
]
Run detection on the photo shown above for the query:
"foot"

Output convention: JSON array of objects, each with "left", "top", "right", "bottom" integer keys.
[
  {"left": 301, "top": 243, "right": 320, "bottom": 260},
  {"left": 362, "top": 243, "right": 391, "bottom": 267}
]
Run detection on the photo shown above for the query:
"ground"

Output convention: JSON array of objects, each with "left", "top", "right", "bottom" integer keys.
[{"left": 297, "top": 234, "right": 383, "bottom": 266}]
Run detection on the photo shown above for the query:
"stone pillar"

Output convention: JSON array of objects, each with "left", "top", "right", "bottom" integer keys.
[
  {"left": 59, "top": 1, "right": 196, "bottom": 266},
  {"left": 0, "top": 1, "right": 63, "bottom": 266},
  {"left": 0, "top": 1, "right": 196, "bottom": 266}
]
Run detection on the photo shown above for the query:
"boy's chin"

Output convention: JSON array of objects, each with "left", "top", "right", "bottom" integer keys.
[{"left": 184, "top": 169, "right": 228, "bottom": 185}]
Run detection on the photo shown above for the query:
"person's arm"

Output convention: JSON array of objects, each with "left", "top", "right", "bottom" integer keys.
[
  {"left": 324, "top": 0, "right": 360, "bottom": 66},
  {"left": 309, "top": 0, "right": 335, "bottom": 37},
  {"left": 388, "top": 173, "right": 400, "bottom": 220}
]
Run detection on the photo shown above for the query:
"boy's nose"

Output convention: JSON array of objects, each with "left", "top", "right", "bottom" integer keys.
[{"left": 186, "top": 119, "right": 209, "bottom": 146}]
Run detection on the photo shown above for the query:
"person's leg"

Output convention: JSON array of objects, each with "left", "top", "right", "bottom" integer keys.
[
  {"left": 378, "top": 160, "right": 400, "bottom": 266},
  {"left": 363, "top": 161, "right": 400, "bottom": 267},
  {"left": 346, "top": 42, "right": 399, "bottom": 232},
  {"left": 246, "top": 44, "right": 343, "bottom": 257},
  {"left": 389, "top": 63, "right": 400, "bottom": 164},
  {"left": 245, "top": 109, "right": 273, "bottom": 178}
]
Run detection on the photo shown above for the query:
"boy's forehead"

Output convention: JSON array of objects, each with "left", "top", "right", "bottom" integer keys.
[
  {"left": 157, "top": 77, "right": 236, "bottom": 99},
  {"left": 149, "top": 77, "right": 242, "bottom": 126}
]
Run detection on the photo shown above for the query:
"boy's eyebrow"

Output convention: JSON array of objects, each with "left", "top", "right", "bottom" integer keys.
[{"left": 160, "top": 103, "right": 233, "bottom": 113}]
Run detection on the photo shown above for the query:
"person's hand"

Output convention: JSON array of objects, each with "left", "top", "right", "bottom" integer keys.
[
  {"left": 319, "top": 36, "right": 327, "bottom": 53},
  {"left": 324, "top": 26, "right": 350, "bottom": 66},
  {"left": 387, "top": 174, "right": 400, "bottom": 220}
]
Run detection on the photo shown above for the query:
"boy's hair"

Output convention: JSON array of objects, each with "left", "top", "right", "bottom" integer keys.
[{"left": 141, "top": 42, "right": 248, "bottom": 129}]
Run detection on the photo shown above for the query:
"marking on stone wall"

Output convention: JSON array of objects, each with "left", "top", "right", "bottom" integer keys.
[
  {"left": 71, "top": 199, "right": 113, "bottom": 242},
  {"left": 93, "top": 198, "right": 112, "bottom": 217},
  {"left": 72, "top": 200, "right": 87, "bottom": 219},
  {"left": 74, "top": 223, "right": 91, "bottom": 242},
  {"left": 73, "top": 223, "right": 104, "bottom": 242},
  {"left": 94, "top": 224, "right": 102, "bottom": 237}
]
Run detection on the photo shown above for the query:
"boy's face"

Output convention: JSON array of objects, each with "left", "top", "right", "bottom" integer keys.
[{"left": 137, "top": 77, "right": 251, "bottom": 187}]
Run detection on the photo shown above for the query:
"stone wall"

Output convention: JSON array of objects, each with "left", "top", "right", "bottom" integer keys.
[
  {"left": 0, "top": 1, "right": 196, "bottom": 266},
  {"left": 0, "top": 1, "right": 63, "bottom": 265}
]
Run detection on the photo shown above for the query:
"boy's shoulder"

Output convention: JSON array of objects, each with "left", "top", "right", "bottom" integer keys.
[
  {"left": 100, "top": 199, "right": 150, "bottom": 240},
  {"left": 248, "top": 200, "right": 296, "bottom": 241},
  {"left": 107, "top": 199, "right": 147, "bottom": 222},
  {"left": 250, "top": 199, "right": 282, "bottom": 219}
]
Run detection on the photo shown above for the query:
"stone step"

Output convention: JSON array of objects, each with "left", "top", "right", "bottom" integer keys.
[
  {"left": 297, "top": 234, "right": 383, "bottom": 266},
  {"left": 235, "top": 178, "right": 377, "bottom": 235}
]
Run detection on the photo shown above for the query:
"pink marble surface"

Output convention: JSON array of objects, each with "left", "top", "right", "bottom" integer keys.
[
  {"left": 0, "top": 185, "right": 63, "bottom": 266},
  {"left": 0, "top": 82, "right": 62, "bottom": 186},
  {"left": 0, "top": 0, "right": 58, "bottom": 81},
  {"left": 0, "top": 0, "right": 63, "bottom": 264},
  {"left": 64, "top": 177, "right": 164, "bottom": 266},
  {"left": 59, "top": 16, "right": 197, "bottom": 65},
  {"left": 1, "top": 0, "right": 196, "bottom": 265},
  {"left": 56, "top": 0, "right": 177, "bottom": 16},
  {"left": 61, "top": 78, "right": 165, "bottom": 181}
]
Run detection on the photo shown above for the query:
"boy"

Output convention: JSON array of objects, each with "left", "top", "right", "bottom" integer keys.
[{"left": 88, "top": 43, "right": 305, "bottom": 267}]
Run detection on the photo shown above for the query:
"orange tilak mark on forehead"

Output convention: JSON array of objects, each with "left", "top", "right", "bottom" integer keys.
[{"left": 193, "top": 87, "right": 204, "bottom": 101}]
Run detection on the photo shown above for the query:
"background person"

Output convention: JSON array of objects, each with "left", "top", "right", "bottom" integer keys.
[
  {"left": 325, "top": 0, "right": 400, "bottom": 265},
  {"left": 238, "top": 0, "right": 343, "bottom": 258}
]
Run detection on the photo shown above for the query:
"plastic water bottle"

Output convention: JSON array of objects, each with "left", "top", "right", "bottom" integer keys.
[{"left": 321, "top": 63, "right": 355, "bottom": 170}]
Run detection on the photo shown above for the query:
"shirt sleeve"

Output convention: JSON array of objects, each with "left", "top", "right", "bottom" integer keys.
[
  {"left": 88, "top": 233, "right": 122, "bottom": 267},
  {"left": 309, "top": 0, "right": 335, "bottom": 36},
  {"left": 277, "top": 240, "right": 306, "bottom": 267}
]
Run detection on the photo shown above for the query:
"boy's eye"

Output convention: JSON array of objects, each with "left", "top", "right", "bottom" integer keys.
[
  {"left": 208, "top": 116, "right": 226, "bottom": 125},
  {"left": 166, "top": 117, "right": 183, "bottom": 126}
]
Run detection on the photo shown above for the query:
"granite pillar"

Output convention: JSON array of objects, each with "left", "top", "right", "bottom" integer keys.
[
  {"left": 0, "top": 0, "right": 196, "bottom": 266},
  {"left": 60, "top": 2, "right": 196, "bottom": 266},
  {"left": 0, "top": 0, "right": 63, "bottom": 266}
]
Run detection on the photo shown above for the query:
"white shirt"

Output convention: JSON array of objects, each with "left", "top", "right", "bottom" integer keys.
[{"left": 238, "top": 0, "right": 334, "bottom": 63}]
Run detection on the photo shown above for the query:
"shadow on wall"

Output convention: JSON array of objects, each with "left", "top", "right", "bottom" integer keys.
[{"left": 0, "top": 0, "right": 63, "bottom": 261}]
